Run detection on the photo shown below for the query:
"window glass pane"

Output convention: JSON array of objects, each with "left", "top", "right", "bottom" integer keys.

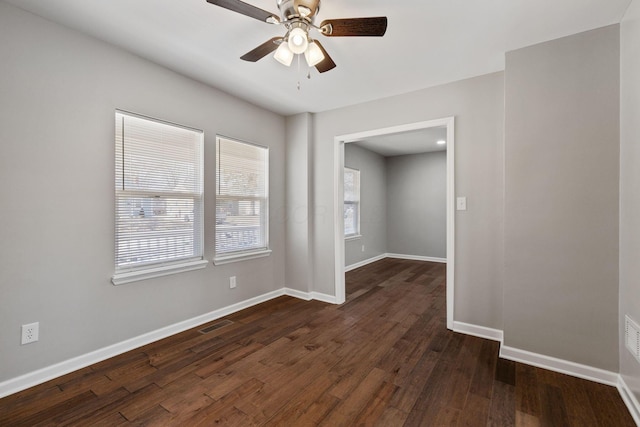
[
  {"left": 215, "top": 137, "right": 269, "bottom": 256},
  {"left": 344, "top": 167, "right": 360, "bottom": 236},
  {"left": 344, "top": 168, "right": 359, "bottom": 202},
  {"left": 344, "top": 202, "right": 358, "bottom": 236},
  {"left": 116, "top": 196, "right": 198, "bottom": 268}
]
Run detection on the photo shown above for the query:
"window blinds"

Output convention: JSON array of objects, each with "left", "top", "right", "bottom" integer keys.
[
  {"left": 215, "top": 137, "right": 268, "bottom": 256},
  {"left": 115, "top": 111, "right": 203, "bottom": 270}
]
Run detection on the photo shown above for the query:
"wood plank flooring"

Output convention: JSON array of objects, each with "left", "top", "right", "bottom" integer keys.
[{"left": 0, "top": 258, "right": 635, "bottom": 426}]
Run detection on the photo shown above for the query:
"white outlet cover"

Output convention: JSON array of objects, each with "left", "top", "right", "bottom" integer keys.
[
  {"left": 456, "top": 197, "right": 467, "bottom": 211},
  {"left": 21, "top": 322, "right": 39, "bottom": 345}
]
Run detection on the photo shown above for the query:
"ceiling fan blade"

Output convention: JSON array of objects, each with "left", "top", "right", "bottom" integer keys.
[
  {"left": 240, "top": 37, "right": 282, "bottom": 62},
  {"left": 313, "top": 40, "right": 336, "bottom": 73},
  {"left": 320, "top": 17, "right": 388, "bottom": 37},
  {"left": 205, "top": 0, "right": 280, "bottom": 23}
]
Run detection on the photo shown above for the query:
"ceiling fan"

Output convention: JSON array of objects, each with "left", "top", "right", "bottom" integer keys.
[{"left": 205, "top": 0, "right": 388, "bottom": 73}]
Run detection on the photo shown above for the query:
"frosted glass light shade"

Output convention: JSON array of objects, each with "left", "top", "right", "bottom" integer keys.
[
  {"left": 288, "top": 27, "right": 308, "bottom": 54},
  {"left": 274, "top": 42, "right": 294, "bottom": 66},
  {"left": 304, "top": 41, "right": 325, "bottom": 67}
]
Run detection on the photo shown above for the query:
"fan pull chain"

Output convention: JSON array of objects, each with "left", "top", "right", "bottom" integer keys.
[{"left": 295, "top": 56, "right": 312, "bottom": 91}]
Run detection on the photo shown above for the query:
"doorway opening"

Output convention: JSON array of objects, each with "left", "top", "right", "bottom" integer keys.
[{"left": 333, "top": 117, "right": 455, "bottom": 329}]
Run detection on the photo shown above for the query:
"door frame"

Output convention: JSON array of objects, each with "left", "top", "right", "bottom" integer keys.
[{"left": 333, "top": 116, "right": 455, "bottom": 329}]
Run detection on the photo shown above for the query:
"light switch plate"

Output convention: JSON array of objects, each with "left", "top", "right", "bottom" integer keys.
[{"left": 456, "top": 197, "right": 467, "bottom": 211}]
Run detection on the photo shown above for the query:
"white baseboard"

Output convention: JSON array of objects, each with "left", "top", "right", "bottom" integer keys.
[
  {"left": 453, "top": 321, "right": 503, "bottom": 342},
  {"left": 310, "top": 292, "right": 338, "bottom": 304},
  {"left": 345, "top": 253, "right": 446, "bottom": 273},
  {"left": 284, "top": 287, "right": 339, "bottom": 305},
  {"left": 454, "top": 322, "right": 618, "bottom": 387},
  {"left": 499, "top": 345, "right": 619, "bottom": 386},
  {"left": 455, "top": 322, "right": 638, "bottom": 422},
  {"left": 283, "top": 287, "right": 312, "bottom": 301},
  {"left": 386, "top": 253, "right": 447, "bottom": 263},
  {"left": 0, "top": 287, "right": 334, "bottom": 399},
  {"left": 345, "top": 254, "right": 387, "bottom": 272},
  {"left": 618, "top": 375, "right": 640, "bottom": 426}
]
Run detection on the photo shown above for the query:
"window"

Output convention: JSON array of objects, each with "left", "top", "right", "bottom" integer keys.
[
  {"left": 112, "top": 111, "right": 206, "bottom": 285},
  {"left": 344, "top": 167, "right": 360, "bottom": 238},
  {"left": 215, "top": 136, "right": 270, "bottom": 263}
]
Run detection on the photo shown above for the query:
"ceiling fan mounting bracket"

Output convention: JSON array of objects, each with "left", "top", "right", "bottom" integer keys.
[{"left": 277, "top": 0, "right": 321, "bottom": 22}]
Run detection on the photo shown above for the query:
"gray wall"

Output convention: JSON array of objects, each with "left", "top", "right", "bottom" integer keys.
[
  {"left": 504, "top": 25, "right": 620, "bottom": 371},
  {"left": 309, "top": 72, "right": 505, "bottom": 330},
  {"left": 386, "top": 151, "right": 447, "bottom": 258},
  {"left": 620, "top": 0, "right": 640, "bottom": 401},
  {"left": 285, "top": 113, "right": 312, "bottom": 292},
  {"left": 0, "top": 3, "right": 286, "bottom": 382},
  {"left": 344, "top": 144, "right": 387, "bottom": 266}
]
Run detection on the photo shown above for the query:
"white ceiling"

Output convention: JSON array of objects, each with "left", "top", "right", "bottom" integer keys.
[
  {"left": 352, "top": 126, "right": 447, "bottom": 157},
  {"left": 4, "top": 0, "right": 632, "bottom": 116}
]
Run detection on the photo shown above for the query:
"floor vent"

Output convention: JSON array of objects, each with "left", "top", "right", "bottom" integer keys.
[
  {"left": 199, "top": 319, "right": 233, "bottom": 334},
  {"left": 625, "top": 315, "right": 640, "bottom": 364}
]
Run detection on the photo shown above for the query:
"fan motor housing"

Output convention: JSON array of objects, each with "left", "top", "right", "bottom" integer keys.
[{"left": 277, "top": 0, "right": 320, "bottom": 21}]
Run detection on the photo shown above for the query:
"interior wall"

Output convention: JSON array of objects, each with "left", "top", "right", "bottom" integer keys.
[
  {"left": 285, "top": 113, "right": 312, "bottom": 292},
  {"left": 386, "top": 151, "right": 447, "bottom": 259},
  {"left": 504, "top": 25, "right": 620, "bottom": 371},
  {"left": 344, "top": 144, "right": 387, "bottom": 267},
  {"left": 620, "top": 0, "right": 640, "bottom": 400},
  {"left": 0, "top": 3, "right": 286, "bottom": 383},
  {"left": 311, "top": 72, "right": 505, "bottom": 330}
]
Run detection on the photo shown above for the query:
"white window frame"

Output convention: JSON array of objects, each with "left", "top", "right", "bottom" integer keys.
[
  {"left": 112, "top": 110, "right": 207, "bottom": 285},
  {"left": 344, "top": 167, "right": 361, "bottom": 239},
  {"left": 214, "top": 136, "right": 270, "bottom": 265}
]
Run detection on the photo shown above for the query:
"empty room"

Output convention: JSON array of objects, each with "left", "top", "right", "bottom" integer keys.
[{"left": 1, "top": 0, "right": 639, "bottom": 425}]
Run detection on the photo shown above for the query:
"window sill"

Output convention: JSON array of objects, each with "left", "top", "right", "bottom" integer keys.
[
  {"left": 112, "top": 259, "right": 208, "bottom": 285},
  {"left": 345, "top": 234, "right": 362, "bottom": 241},
  {"left": 213, "top": 249, "right": 272, "bottom": 265}
]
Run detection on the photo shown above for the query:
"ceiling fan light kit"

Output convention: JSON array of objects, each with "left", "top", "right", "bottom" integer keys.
[
  {"left": 205, "top": 0, "right": 387, "bottom": 73},
  {"left": 304, "top": 41, "right": 324, "bottom": 67},
  {"left": 287, "top": 25, "right": 309, "bottom": 54},
  {"left": 274, "top": 41, "right": 294, "bottom": 66}
]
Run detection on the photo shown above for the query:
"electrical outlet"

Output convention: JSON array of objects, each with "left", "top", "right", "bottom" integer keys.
[
  {"left": 21, "top": 322, "right": 39, "bottom": 345},
  {"left": 361, "top": 245, "right": 365, "bottom": 252},
  {"left": 230, "top": 276, "right": 236, "bottom": 289},
  {"left": 456, "top": 197, "right": 467, "bottom": 211}
]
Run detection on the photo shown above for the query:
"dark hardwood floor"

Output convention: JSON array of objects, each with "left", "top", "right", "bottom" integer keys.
[{"left": 0, "top": 258, "right": 635, "bottom": 426}]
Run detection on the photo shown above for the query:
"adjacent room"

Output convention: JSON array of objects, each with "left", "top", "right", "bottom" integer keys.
[
  {"left": 343, "top": 126, "right": 448, "bottom": 270},
  {"left": 1, "top": 0, "right": 639, "bottom": 424}
]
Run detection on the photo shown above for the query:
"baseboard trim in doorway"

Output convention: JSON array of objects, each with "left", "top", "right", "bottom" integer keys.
[
  {"left": 386, "top": 253, "right": 447, "bottom": 263},
  {"left": 345, "top": 254, "right": 387, "bottom": 272},
  {"left": 345, "top": 253, "right": 446, "bottom": 273},
  {"left": 453, "top": 321, "right": 503, "bottom": 342},
  {"left": 283, "top": 288, "right": 339, "bottom": 304}
]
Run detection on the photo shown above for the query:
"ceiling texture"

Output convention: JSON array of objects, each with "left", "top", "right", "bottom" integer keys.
[{"left": 4, "top": 0, "right": 632, "bottom": 116}]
